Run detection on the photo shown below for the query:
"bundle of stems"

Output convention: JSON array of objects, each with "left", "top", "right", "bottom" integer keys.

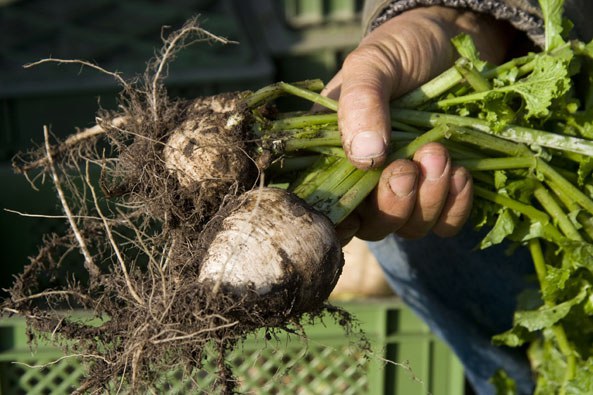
[{"left": 253, "top": 34, "right": 593, "bottom": 393}]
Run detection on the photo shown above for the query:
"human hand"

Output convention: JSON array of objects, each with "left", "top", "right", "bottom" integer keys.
[{"left": 326, "top": 6, "right": 514, "bottom": 244}]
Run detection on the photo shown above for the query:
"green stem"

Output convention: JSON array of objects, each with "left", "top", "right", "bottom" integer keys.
[
  {"left": 307, "top": 146, "right": 346, "bottom": 157},
  {"left": 392, "top": 67, "right": 463, "bottom": 109},
  {"left": 325, "top": 124, "right": 472, "bottom": 224},
  {"left": 392, "top": 120, "right": 424, "bottom": 133},
  {"left": 282, "top": 130, "right": 416, "bottom": 151},
  {"left": 482, "top": 54, "right": 534, "bottom": 79},
  {"left": 446, "top": 126, "right": 531, "bottom": 157},
  {"left": 326, "top": 169, "right": 382, "bottom": 224},
  {"left": 271, "top": 113, "right": 338, "bottom": 131},
  {"left": 455, "top": 59, "right": 492, "bottom": 92},
  {"left": 390, "top": 108, "right": 593, "bottom": 157},
  {"left": 536, "top": 158, "right": 593, "bottom": 216},
  {"left": 277, "top": 82, "right": 338, "bottom": 111},
  {"left": 312, "top": 169, "right": 366, "bottom": 215},
  {"left": 533, "top": 182, "right": 583, "bottom": 241},
  {"left": 289, "top": 155, "right": 339, "bottom": 196},
  {"left": 528, "top": 239, "right": 576, "bottom": 392},
  {"left": 284, "top": 134, "right": 341, "bottom": 151},
  {"left": 473, "top": 185, "right": 553, "bottom": 226},
  {"left": 546, "top": 178, "right": 593, "bottom": 241},
  {"left": 577, "top": 213, "right": 593, "bottom": 243},
  {"left": 471, "top": 171, "right": 495, "bottom": 186},
  {"left": 391, "top": 53, "right": 536, "bottom": 109},
  {"left": 267, "top": 156, "right": 319, "bottom": 174},
  {"left": 304, "top": 158, "right": 359, "bottom": 206},
  {"left": 389, "top": 124, "right": 451, "bottom": 161},
  {"left": 529, "top": 238, "right": 548, "bottom": 293},
  {"left": 553, "top": 324, "right": 577, "bottom": 393},
  {"left": 391, "top": 131, "right": 421, "bottom": 142},
  {"left": 245, "top": 79, "right": 325, "bottom": 108},
  {"left": 456, "top": 157, "right": 535, "bottom": 172},
  {"left": 445, "top": 141, "right": 488, "bottom": 160}
]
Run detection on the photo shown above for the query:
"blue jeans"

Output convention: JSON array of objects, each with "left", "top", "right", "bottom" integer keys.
[{"left": 367, "top": 225, "right": 535, "bottom": 395}]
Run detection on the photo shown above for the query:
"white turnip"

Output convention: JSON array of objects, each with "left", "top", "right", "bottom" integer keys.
[{"left": 198, "top": 187, "right": 343, "bottom": 315}]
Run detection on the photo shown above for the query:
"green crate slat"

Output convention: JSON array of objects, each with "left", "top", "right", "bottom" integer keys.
[
  {"left": 281, "top": 0, "right": 362, "bottom": 28},
  {"left": 240, "top": 0, "right": 362, "bottom": 55},
  {"left": 0, "top": 300, "right": 465, "bottom": 394}
]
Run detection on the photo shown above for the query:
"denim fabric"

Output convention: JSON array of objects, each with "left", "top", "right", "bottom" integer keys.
[{"left": 367, "top": 225, "right": 536, "bottom": 394}]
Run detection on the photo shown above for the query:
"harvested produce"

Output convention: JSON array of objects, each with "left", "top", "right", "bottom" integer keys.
[
  {"left": 3, "top": 0, "right": 593, "bottom": 393},
  {"left": 2, "top": 22, "right": 359, "bottom": 394}
]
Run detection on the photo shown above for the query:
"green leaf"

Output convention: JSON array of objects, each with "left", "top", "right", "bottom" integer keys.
[
  {"left": 492, "top": 325, "right": 534, "bottom": 347},
  {"left": 578, "top": 158, "right": 593, "bottom": 186},
  {"left": 482, "top": 97, "right": 515, "bottom": 130},
  {"left": 514, "top": 284, "right": 588, "bottom": 331},
  {"left": 539, "top": 0, "right": 566, "bottom": 51},
  {"left": 451, "top": 33, "right": 487, "bottom": 71},
  {"left": 567, "top": 210, "right": 582, "bottom": 230},
  {"left": 498, "top": 54, "right": 570, "bottom": 119},
  {"left": 490, "top": 369, "right": 518, "bottom": 395},
  {"left": 494, "top": 170, "right": 508, "bottom": 190},
  {"left": 530, "top": 336, "right": 567, "bottom": 395},
  {"left": 506, "top": 178, "right": 537, "bottom": 204},
  {"left": 509, "top": 220, "right": 547, "bottom": 243},
  {"left": 566, "top": 357, "right": 593, "bottom": 394},
  {"left": 584, "top": 292, "right": 593, "bottom": 315},
  {"left": 561, "top": 240, "right": 593, "bottom": 273},
  {"left": 480, "top": 209, "right": 517, "bottom": 248},
  {"left": 543, "top": 265, "right": 571, "bottom": 298},
  {"left": 440, "top": 54, "right": 571, "bottom": 121}
]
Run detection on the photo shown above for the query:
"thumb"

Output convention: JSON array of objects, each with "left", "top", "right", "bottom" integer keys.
[{"left": 338, "top": 45, "right": 394, "bottom": 170}]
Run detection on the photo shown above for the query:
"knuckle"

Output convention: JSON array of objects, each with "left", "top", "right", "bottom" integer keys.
[
  {"left": 344, "top": 44, "right": 388, "bottom": 70},
  {"left": 342, "top": 44, "right": 398, "bottom": 91}
]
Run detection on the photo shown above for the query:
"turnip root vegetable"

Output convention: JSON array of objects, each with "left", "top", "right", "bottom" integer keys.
[
  {"left": 198, "top": 187, "right": 343, "bottom": 316},
  {"left": 2, "top": 22, "right": 361, "bottom": 394},
  {"left": 163, "top": 93, "right": 256, "bottom": 209}
]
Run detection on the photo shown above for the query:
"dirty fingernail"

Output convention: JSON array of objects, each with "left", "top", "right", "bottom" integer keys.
[
  {"left": 450, "top": 170, "right": 469, "bottom": 195},
  {"left": 389, "top": 171, "right": 417, "bottom": 198},
  {"left": 421, "top": 152, "right": 448, "bottom": 180},
  {"left": 350, "top": 131, "right": 385, "bottom": 162}
]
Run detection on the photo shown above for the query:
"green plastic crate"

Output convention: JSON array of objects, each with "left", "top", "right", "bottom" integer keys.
[
  {"left": 238, "top": 0, "right": 361, "bottom": 83},
  {"left": 280, "top": 0, "right": 363, "bottom": 27},
  {"left": 0, "top": 299, "right": 464, "bottom": 394},
  {"left": 241, "top": 0, "right": 362, "bottom": 54}
]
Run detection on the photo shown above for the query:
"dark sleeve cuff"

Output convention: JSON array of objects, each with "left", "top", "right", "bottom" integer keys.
[{"left": 365, "top": 0, "right": 544, "bottom": 48}]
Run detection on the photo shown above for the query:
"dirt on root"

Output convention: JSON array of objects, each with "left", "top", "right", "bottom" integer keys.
[{"left": 1, "top": 19, "right": 362, "bottom": 394}]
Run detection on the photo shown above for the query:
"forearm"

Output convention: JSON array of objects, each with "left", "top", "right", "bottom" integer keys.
[{"left": 364, "top": 0, "right": 593, "bottom": 47}]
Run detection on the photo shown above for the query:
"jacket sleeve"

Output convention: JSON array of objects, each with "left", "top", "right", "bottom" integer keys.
[{"left": 362, "top": 0, "right": 593, "bottom": 48}]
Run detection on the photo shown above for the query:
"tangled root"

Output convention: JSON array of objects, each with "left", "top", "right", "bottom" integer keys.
[{"left": 2, "top": 18, "right": 362, "bottom": 394}]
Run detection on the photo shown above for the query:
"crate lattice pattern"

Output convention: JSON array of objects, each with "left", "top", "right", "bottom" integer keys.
[{"left": 0, "top": 342, "right": 368, "bottom": 394}]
